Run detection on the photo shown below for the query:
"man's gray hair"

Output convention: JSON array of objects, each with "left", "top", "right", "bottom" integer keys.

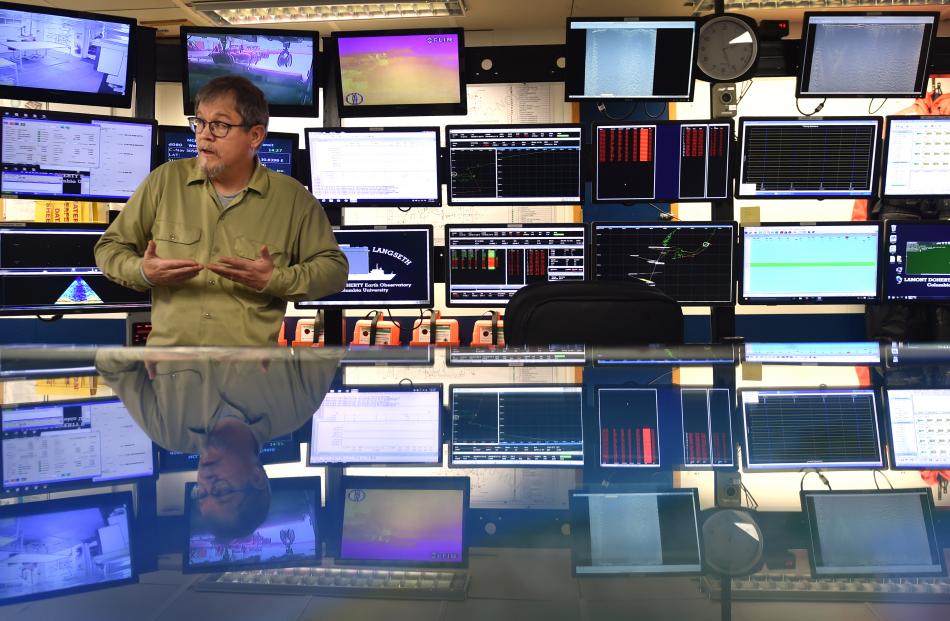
[{"left": 195, "top": 75, "right": 269, "bottom": 130}]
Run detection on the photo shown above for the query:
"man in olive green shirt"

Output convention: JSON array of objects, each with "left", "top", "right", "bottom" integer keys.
[{"left": 95, "top": 75, "right": 347, "bottom": 346}]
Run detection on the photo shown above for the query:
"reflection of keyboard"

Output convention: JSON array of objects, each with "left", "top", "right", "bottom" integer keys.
[
  {"left": 701, "top": 574, "right": 950, "bottom": 603},
  {"left": 193, "top": 567, "right": 469, "bottom": 601}
]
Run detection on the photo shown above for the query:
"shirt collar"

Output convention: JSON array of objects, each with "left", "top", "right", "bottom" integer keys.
[{"left": 185, "top": 156, "right": 270, "bottom": 196}]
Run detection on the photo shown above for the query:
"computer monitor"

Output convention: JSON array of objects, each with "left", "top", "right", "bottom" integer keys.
[
  {"left": 570, "top": 489, "right": 703, "bottom": 576},
  {"left": 740, "top": 223, "right": 881, "bottom": 304},
  {"left": 736, "top": 117, "right": 881, "bottom": 199},
  {"left": 882, "top": 220, "right": 950, "bottom": 302},
  {"left": 882, "top": 116, "right": 950, "bottom": 198},
  {"left": 180, "top": 26, "right": 318, "bottom": 117},
  {"left": 157, "top": 125, "right": 299, "bottom": 178},
  {"left": 445, "top": 125, "right": 583, "bottom": 205},
  {"left": 449, "top": 385, "right": 584, "bottom": 466},
  {"left": 885, "top": 389, "right": 950, "bottom": 469},
  {"left": 565, "top": 18, "right": 698, "bottom": 101},
  {"left": 801, "top": 489, "right": 944, "bottom": 577},
  {"left": 445, "top": 224, "right": 587, "bottom": 307},
  {"left": 332, "top": 28, "right": 466, "bottom": 118},
  {"left": 0, "top": 3, "right": 135, "bottom": 108},
  {"left": 446, "top": 345, "right": 587, "bottom": 366},
  {"left": 593, "top": 121, "right": 732, "bottom": 202},
  {"left": 742, "top": 342, "right": 882, "bottom": 365},
  {"left": 888, "top": 342, "right": 950, "bottom": 367},
  {"left": 159, "top": 433, "right": 299, "bottom": 472},
  {"left": 308, "top": 385, "right": 441, "bottom": 465},
  {"left": 337, "top": 476, "right": 468, "bottom": 568},
  {"left": 682, "top": 388, "right": 734, "bottom": 468},
  {"left": 798, "top": 12, "right": 938, "bottom": 98},
  {"left": 1, "top": 108, "right": 155, "bottom": 202},
  {"left": 306, "top": 127, "right": 440, "bottom": 208},
  {"left": 592, "top": 222, "right": 736, "bottom": 306},
  {"left": 597, "top": 387, "right": 660, "bottom": 468},
  {"left": 0, "top": 223, "right": 151, "bottom": 316},
  {"left": 740, "top": 389, "right": 883, "bottom": 471},
  {"left": 183, "top": 477, "right": 320, "bottom": 573},
  {"left": 0, "top": 491, "right": 137, "bottom": 605}
]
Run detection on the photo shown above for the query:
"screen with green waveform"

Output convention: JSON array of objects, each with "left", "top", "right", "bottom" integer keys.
[{"left": 906, "top": 242, "right": 950, "bottom": 275}]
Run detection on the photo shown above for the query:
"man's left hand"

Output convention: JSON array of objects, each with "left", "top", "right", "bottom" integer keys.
[{"left": 207, "top": 245, "right": 274, "bottom": 291}]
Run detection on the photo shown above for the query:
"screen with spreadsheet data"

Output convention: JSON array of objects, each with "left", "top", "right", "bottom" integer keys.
[
  {"left": 882, "top": 117, "right": 950, "bottom": 198},
  {"left": 886, "top": 389, "right": 950, "bottom": 469},
  {"left": 158, "top": 126, "right": 298, "bottom": 178}
]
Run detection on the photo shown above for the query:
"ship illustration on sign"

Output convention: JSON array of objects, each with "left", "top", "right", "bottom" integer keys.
[
  {"left": 340, "top": 244, "right": 396, "bottom": 281},
  {"left": 55, "top": 277, "right": 103, "bottom": 305}
]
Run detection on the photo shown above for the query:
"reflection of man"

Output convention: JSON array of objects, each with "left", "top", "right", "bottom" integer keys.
[{"left": 96, "top": 348, "right": 340, "bottom": 540}]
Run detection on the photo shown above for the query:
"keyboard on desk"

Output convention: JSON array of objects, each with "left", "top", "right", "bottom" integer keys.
[
  {"left": 701, "top": 574, "right": 950, "bottom": 603},
  {"left": 193, "top": 566, "right": 469, "bottom": 601}
]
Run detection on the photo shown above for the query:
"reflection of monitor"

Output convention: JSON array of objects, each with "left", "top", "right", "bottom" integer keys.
[
  {"left": 337, "top": 476, "right": 468, "bottom": 567},
  {"left": 592, "top": 344, "right": 736, "bottom": 366},
  {"left": 445, "top": 224, "right": 587, "bottom": 307},
  {"left": 446, "top": 125, "right": 583, "bottom": 205},
  {"left": 737, "top": 117, "right": 881, "bottom": 199},
  {"left": 1, "top": 108, "right": 154, "bottom": 202},
  {"left": 566, "top": 18, "right": 698, "bottom": 101},
  {"left": 308, "top": 385, "right": 441, "bottom": 465},
  {"left": 593, "top": 121, "right": 731, "bottom": 201},
  {"left": 742, "top": 342, "right": 882, "bottom": 365},
  {"left": 0, "top": 492, "right": 137, "bottom": 605},
  {"left": 0, "top": 3, "right": 135, "bottom": 108},
  {"left": 799, "top": 12, "right": 937, "bottom": 98},
  {"left": 306, "top": 127, "right": 440, "bottom": 207},
  {"left": 597, "top": 388, "right": 660, "bottom": 468},
  {"left": 882, "top": 220, "right": 950, "bottom": 302},
  {"left": 681, "top": 388, "right": 734, "bottom": 468},
  {"left": 593, "top": 222, "right": 736, "bottom": 305},
  {"left": 180, "top": 26, "right": 318, "bottom": 117},
  {"left": 1, "top": 397, "right": 155, "bottom": 496},
  {"left": 295, "top": 226, "right": 433, "bottom": 308},
  {"left": 570, "top": 489, "right": 702, "bottom": 576},
  {"left": 447, "top": 345, "right": 586, "bottom": 366},
  {"left": 740, "top": 389, "right": 883, "bottom": 470},
  {"left": 740, "top": 223, "right": 881, "bottom": 304},
  {"left": 450, "top": 385, "right": 584, "bottom": 467},
  {"left": 0, "top": 224, "right": 151, "bottom": 316},
  {"left": 332, "top": 28, "right": 466, "bottom": 118},
  {"left": 159, "top": 434, "right": 299, "bottom": 472},
  {"left": 882, "top": 117, "right": 950, "bottom": 198},
  {"left": 339, "top": 346, "right": 434, "bottom": 366},
  {"left": 801, "top": 489, "right": 944, "bottom": 577},
  {"left": 157, "top": 125, "right": 299, "bottom": 178},
  {"left": 885, "top": 389, "right": 950, "bottom": 469},
  {"left": 183, "top": 477, "right": 320, "bottom": 573}
]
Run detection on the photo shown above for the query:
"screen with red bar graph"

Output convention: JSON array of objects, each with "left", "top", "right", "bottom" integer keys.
[
  {"left": 597, "top": 388, "right": 661, "bottom": 468},
  {"left": 681, "top": 388, "right": 734, "bottom": 468}
]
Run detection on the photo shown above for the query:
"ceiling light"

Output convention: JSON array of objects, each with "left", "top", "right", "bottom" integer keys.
[{"left": 192, "top": 1, "right": 466, "bottom": 24}]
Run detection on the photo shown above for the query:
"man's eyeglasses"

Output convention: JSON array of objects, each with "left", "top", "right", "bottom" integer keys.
[
  {"left": 188, "top": 116, "right": 252, "bottom": 138},
  {"left": 191, "top": 480, "right": 246, "bottom": 501}
]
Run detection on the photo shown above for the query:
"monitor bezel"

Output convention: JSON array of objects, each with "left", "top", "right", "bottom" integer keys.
[
  {"left": 883, "top": 387, "right": 950, "bottom": 470},
  {"left": 797, "top": 11, "right": 938, "bottom": 99},
  {"left": 880, "top": 218, "right": 950, "bottom": 305},
  {"left": 881, "top": 116, "right": 950, "bottom": 199},
  {"left": 156, "top": 124, "right": 300, "bottom": 179},
  {"left": 738, "top": 221, "right": 883, "bottom": 305},
  {"left": 564, "top": 16, "right": 699, "bottom": 102},
  {"left": 735, "top": 116, "right": 883, "bottom": 200}
]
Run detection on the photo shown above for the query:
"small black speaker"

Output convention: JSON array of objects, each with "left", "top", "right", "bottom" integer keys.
[
  {"left": 714, "top": 470, "right": 743, "bottom": 508},
  {"left": 711, "top": 83, "right": 738, "bottom": 119}
]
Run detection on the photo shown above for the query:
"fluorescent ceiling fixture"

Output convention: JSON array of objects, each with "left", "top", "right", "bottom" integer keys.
[{"left": 192, "top": 0, "right": 466, "bottom": 24}]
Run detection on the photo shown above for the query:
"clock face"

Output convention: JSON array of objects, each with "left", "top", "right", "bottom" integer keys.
[{"left": 698, "top": 15, "right": 758, "bottom": 82}]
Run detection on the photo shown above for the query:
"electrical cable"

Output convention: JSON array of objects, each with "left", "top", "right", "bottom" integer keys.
[
  {"left": 868, "top": 98, "right": 887, "bottom": 115},
  {"left": 596, "top": 101, "right": 637, "bottom": 121},
  {"left": 795, "top": 97, "right": 826, "bottom": 117},
  {"left": 643, "top": 101, "right": 667, "bottom": 119}
]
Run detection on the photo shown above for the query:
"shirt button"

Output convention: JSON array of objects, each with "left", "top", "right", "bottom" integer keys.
[
  {"left": 203, "top": 313, "right": 212, "bottom": 319},
  {"left": 209, "top": 280, "right": 216, "bottom": 286},
  {"left": 169, "top": 234, "right": 177, "bottom": 240}
]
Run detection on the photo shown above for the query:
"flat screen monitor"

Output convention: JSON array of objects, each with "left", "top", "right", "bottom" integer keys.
[
  {"left": 0, "top": 223, "right": 151, "bottom": 316},
  {"left": 565, "top": 18, "right": 698, "bottom": 101},
  {"left": 1, "top": 397, "right": 155, "bottom": 496},
  {"left": 308, "top": 385, "right": 441, "bottom": 465},
  {"left": 159, "top": 433, "right": 299, "bottom": 472},
  {"left": 740, "top": 389, "right": 883, "bottom": 471},
  {"left": 740, "top": 223, "right": 881, "bottom": 304},
  {"left": 0, "top": 492, "right": 136, "bottom": 605},
  {"left": 592, "top": 222, "right": 736, "bottom": 306},
  {"left": 157, "top": 125, "right": 299, "bottom": 178},
  {"left": 446, "top": 345, "right": 587, "bottom": 366},
  {"left": 295, "top": 226, "right": 433, "bottom": 309},
  {"left": 183, "top": 477, "right": 320, "bottom": 573},
  {"left": 570, "top": 489, "right": 703, "bottom": 575},
  {"left": 450, "top": 385, "right": 584, "bottom": 466},
  {"left": 0, "top": 3, "right": 135, "bottom": 108},
  {"left": 446, "top": 125, "right": 583, "bottom": 205},
  {"left": 682, "top": 388, "right": 734, "bottom": 468},
  {"left": 888, "top": 342, "right": 950, "bottom": 367},
  {"left": 445, "top": 224, "right": 587, "bottom": 307},
  {"left": 737, "top": 117, "right": 881, "bottom": 199},
  {"left": 798, "top": 12, "right": 937, "bottom": 98},
  {"left": 332, "top": 28, "right": 466, "bottom": 118},
  {"left": 306, "top": 127, "right": 440, "bottom": 208},
  {"left": 742, "top": 342, "right": 882, "bottom": 365},
  {"left": 597, "top": 387, "right": 660, "bottom": 468},
  {"left": 1, "top": 108, "right": 155, "bottom": 202},
  {"left": 885, "top": 389, "right": 950, "bottom": 469},
  {"left": 337, "top": 476, "right": 468, "bottom": 567},
  {"left": 801, "top": 489, "right": 945, "bottom": 577},
  {"left": 593, "top": 121, "right": 731, "bottom": 202},
  {"left": 181, "top": 26, "right": 318, "bottom": 117},
  {"left": 882, "top": 220, "right": 950, "bottom": 302},
  {"left": 882, "top": 116, "right": 950, "bottom": 198}
]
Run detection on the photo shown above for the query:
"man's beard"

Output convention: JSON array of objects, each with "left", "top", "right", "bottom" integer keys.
[{"left": 198, "top": 144, "right": 226, "bottom": 179}]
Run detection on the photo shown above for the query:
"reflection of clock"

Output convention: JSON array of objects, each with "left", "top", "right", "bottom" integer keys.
[
  {"left": 696, "top": 13, "right": 759, "bottom": 83},
  {"left": 702, "top": 509, "right": 764, "bottom": 577}
]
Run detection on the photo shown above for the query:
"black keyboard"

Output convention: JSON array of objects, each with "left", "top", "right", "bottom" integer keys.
[{"left": 701, "top": 574, "right": 950, "bottom": 603}]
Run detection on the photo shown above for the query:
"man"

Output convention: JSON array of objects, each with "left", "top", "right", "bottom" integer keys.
[{"left": 95, "top": 75, "right": 347, "bottom": 346}]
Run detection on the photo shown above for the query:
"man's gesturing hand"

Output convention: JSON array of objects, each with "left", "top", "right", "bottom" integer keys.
[
  {"left": 207, "top": 245, "right": 275, "bottom": 292},
  {"left": 142, "top": 240, "right": 202, "bottom": 286}
]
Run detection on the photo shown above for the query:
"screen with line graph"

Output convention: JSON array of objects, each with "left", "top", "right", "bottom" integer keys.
[
  {"left": 446, "top": 125, "right": 583, "bottom": 205},
  {"left": 597, "top": 388, "right": 661, "bottom": 468},
  {"left": 882, "top": 221, "right": 950, "bottom": 302},
  {"left": 449, "top": 385, "right": 584, "bottom": 466},
  {"left": 740, "top": 389, "right": 883, "bottom": 470},
  {"left": 741, "top": 223, "right": 880, "bottom": 304},
  {"left": 682, "top": 388, "right": 733, "bottom": 468},
  {"left": 737, "top": 117, "right": 881, "bottom": 198},
  {"left": 593, "top": 222, "right": 735, "bottom": 305}
]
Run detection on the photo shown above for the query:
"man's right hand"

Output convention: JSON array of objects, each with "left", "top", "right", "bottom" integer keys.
[{"left": 142, "top": 240, "right": 202, "bottom": 286}]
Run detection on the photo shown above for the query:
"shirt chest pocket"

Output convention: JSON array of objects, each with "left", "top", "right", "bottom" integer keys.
[
  {"left": 234, "top": 236, "right": 288, "bottom": 268},
  {"left": 153, "top": 221, "right": 201, "bottom": 260}
]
